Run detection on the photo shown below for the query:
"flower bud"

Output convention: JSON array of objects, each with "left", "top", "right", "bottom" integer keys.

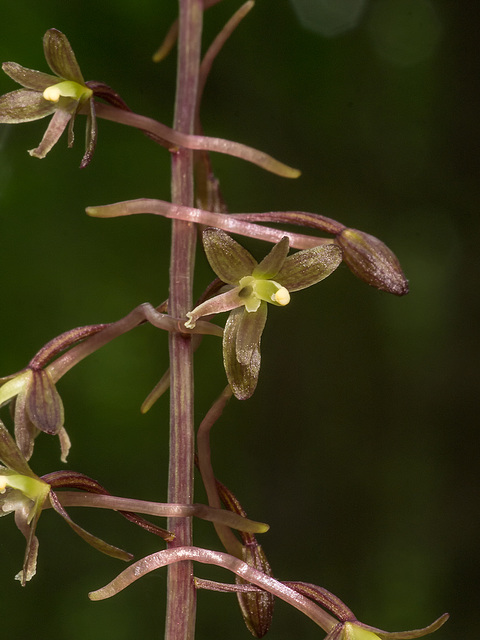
[
  {"left": 236, "top": 541, "right": 274, "bottom": 638},
  {"left": 27, "top": 369, "right": 64, "bottom": 435},
  {"left": 336, "top": 228, "right": 409, "bottom": 296}
]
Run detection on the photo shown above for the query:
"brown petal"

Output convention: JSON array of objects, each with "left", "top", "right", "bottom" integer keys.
[
  {"left": 2, "top": 62, "right": 58, "bottom": 91},
  {"left": 49, "top": 491, "right": 133, "bottom": 561},
  {"left": 43, "top": 28, "right": 85, "bottom": 83},
  {"left": 0, "top": 89, "right": 55, "bottom": 123},
  {"left": 203, "top": 228, "right": 257, "bottom": 284},
  {"left": 26, "top": 369, "right": 64, "bottom": 435},
  {"left": 223, "top": 308, "right": 261, "bottom": 400},
  {"left": 80, "top": 98, "right": 97, "bottom": 168},
  {"left": 28, "top": 108, "right": 72, "bottom": 159},
  {"left": 275, "top": 243, "right": 342, "bottom": 291},
  {"left": 235, "top": 302, "right": 267, "bottom": 366},
  {"left": 252, "top": 236, "right": 290, "bottom": 279},
  {"left": 14, "top": 501, "right": 41, "bottom": 585}
]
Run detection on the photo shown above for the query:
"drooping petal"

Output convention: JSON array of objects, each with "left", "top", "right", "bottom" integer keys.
[
  {"left": 13, "top": 387, "right": 39, "bottom": 461},
  {"left": 252, "top": 236, "right": 289, "bottom": 279},
  {"left": 14, "top": 500, "right": 41, "bottom": 585},
  {"left": 28, "top": 107, "right": 72, "bottom": 159},
  {"left": 6, "top": 471, "right": 51, "bottom": 585},
  {"left": 26, "top": 369, "right": 64, "bottom": 435},
  {"left": 80, "top": 98, "right": 97, "bottom": 168},
  {"left": 223, "top": 308, "right": 261, "bottom": 400},
  {"left": 203, "top": 228, "right": 257, "bottom": 284},
  {"left": 43, "top": 28, "right": 85, "bottom": 84},
  {"left": 58, "top": 427, "right": 71, "bottom": 463},
  {"left": 275, "top": 243, "right": 342, "bottom": 292},
  {"left": 235, "top": 301, "right": 267, "bottom": 366},
  {"left": 49, "top": 491, "right": 133, "bottom": 561},
  {"left": 2, "top": 62, "right": 58, "bottom": 91},
  {"left": 0, "top": 89, "right": 56, "bottom": 123},
  {"left": 67, "top": 108, "right": 76, "bottom": 147}
]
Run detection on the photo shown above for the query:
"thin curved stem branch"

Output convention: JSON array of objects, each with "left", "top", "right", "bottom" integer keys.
[
  {"left": 87, "top": 199, "right": 334, "bottom": 249},
  {"left": 46, "top": 492, "right": 269, "bottom": 534},
  {"left": 89, "top": 546, "right": 339, "bottom": 633},
  {"left": 196, "top": 386, "right": 243, "bottom": 556},
  {"left": 46, "top": 302, "right": 222, "bottom": 383},
  {"left": 93, "top": 102, "right": 300, "bottom": 178}
]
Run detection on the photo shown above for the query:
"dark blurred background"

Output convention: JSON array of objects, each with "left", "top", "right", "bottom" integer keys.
[{"left": 0, "top": 1, "right": 478, "bottom": 639}]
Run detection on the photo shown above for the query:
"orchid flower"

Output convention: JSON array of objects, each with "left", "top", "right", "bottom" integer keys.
[
  {"left": 0, "top": 29, "right": 96, "bottom": 167},
  {"left": 0, "top": 419, "right": 133, "bottom": 585},
  {"left": 0, "top": 324, "right": 107, "bottom": 462},
  {"left": 185, "top": 228, "right": 342, "bottom": 399},
  {"left": 0, "top": 367, "right": 69, "bottom": 462}
]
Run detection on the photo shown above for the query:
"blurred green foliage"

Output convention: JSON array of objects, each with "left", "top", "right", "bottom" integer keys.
[{"left": 0, "top": 1, "right": 478, "bottom": 639}]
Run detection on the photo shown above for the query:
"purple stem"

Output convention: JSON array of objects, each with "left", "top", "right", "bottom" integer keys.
[
  {"left": 165, "top": 2, "right": 203, "bottom": 639},
  {"left": 46, "top": 492, "right": 269, "bottom": 533},
  {"left": 196, "top": 385, "right": 243, "bottom": 556},
  {"left": 88, "top": 546, "right": 338, "bottom": 633},
  {"left": 87, "top": 199, "right": 334, "bottom": 249},
  {"left": 93, "top": 102, "right": 300, "bottom": 178},
  {"left": 45, "top": 302, "right": 222, "bottom": 383}
]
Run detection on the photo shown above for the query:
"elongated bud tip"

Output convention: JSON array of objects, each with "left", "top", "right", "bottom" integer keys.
[{"left": 336, "top": 228, "right": 409, "bottom": 296}]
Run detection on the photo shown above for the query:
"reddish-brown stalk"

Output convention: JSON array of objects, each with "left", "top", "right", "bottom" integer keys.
[{"left": 165, "top": 1, "right": 203, "bottom": 639}]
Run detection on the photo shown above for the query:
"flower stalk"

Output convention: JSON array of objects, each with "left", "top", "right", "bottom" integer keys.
[{"left": 165, "top": 1, "right": 203, "bottom": 638}]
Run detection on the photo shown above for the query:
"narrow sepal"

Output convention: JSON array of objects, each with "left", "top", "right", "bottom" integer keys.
[
  {"left": 14, "top": 502, "right": 42, "bottom": 585},
  {"left": 275, "top": 243, "right": 342, "bottom": 291},
  {"left": 43, "top": 470, "right": 174, "bottom": 541},
  {"left": 252, "top": 236, "right": 289, "bottom": 279},
  {"left": 49, "top": 491, "right": 133, "bottom": 561},
  {"left": 67, "top": 109, "right": 76, "bottom": 147},
  {"left": 0, "top": 418, "right": 35, "bottom": 477},
  {"left": 203, "top": 228, "right": 257, "bottom": 284},
  {"left": 0, "top": 89, "right": 56, "bottom": 123},
  {"left": 43, "top": 28, "right": 85, "bottom": 83},
  {"left": 13, "top": 390, "right": 39, "bottom": 461},
  {"left": 80, "top": 98, "right": 97, "bottom": 168},
  {"left": 26, "top": 369, "right": 64, "bottom": 435},
  {"left": 224, "top": 308, "right": 261, "bottom": 400},
  {"left": 2, "top": 62, "right": 58, "bottom": 91},
  {"left": 28, "top": 108, "right": 72, "bottom": 159}
]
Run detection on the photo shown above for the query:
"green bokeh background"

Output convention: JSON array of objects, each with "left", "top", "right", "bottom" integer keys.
[{"left": 0, "top": 1, "right": 477, "bottom": 639}]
